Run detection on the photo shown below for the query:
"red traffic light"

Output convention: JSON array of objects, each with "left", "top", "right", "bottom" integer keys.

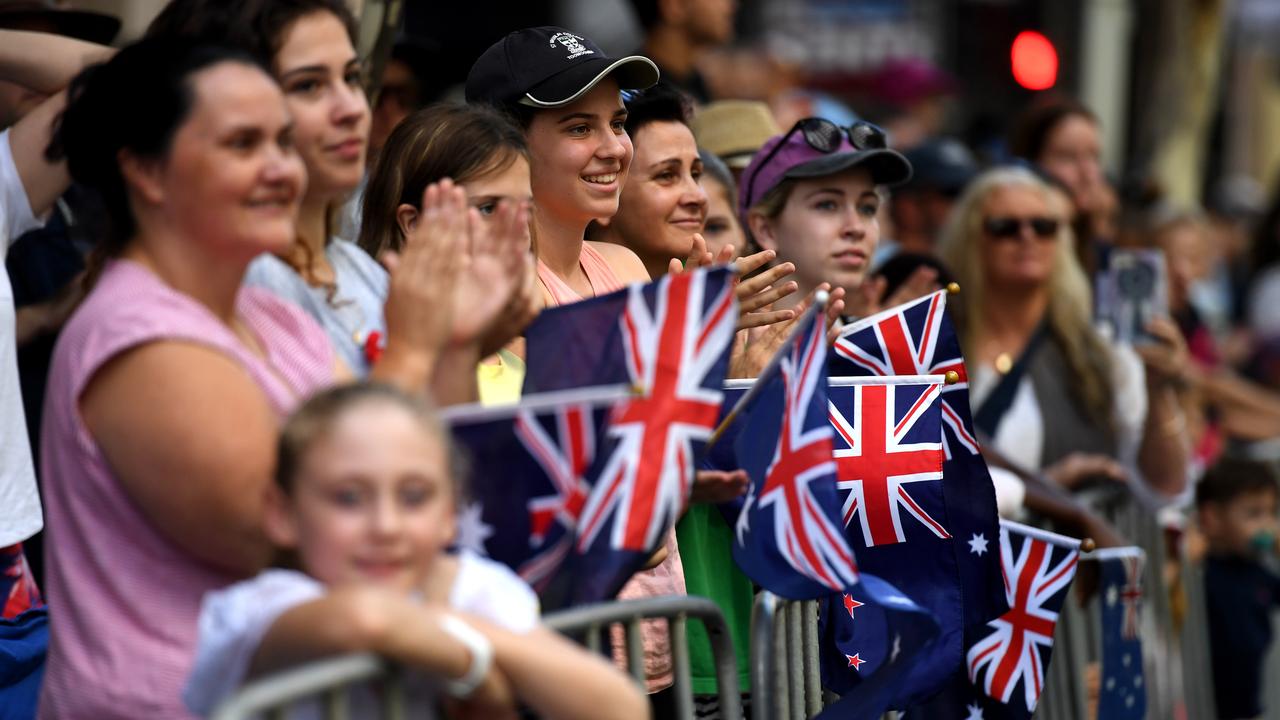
[{"left": 1011, "top": 30, "right": 1058, "bottom": 91}]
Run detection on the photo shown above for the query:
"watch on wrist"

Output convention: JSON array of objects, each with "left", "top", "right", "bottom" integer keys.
[{"left": 439, "top": 614, "right": 493, "bottom": 699}]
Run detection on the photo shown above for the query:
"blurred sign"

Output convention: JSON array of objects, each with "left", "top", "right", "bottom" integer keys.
[{"left": 762, "top": 0, "right": 940, "bottom": 72}]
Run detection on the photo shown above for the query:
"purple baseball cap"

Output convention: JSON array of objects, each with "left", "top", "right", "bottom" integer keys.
[{"left": 738, "top": 118, "right": 913, "bottom": 219}]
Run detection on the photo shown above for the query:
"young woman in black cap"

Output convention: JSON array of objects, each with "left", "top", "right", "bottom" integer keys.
[
  {"left": 466, "top": 26, "right": 658, "bottom": 307},
  {"left": 467, "top": 28, "right": 691, "bottom": 711}
]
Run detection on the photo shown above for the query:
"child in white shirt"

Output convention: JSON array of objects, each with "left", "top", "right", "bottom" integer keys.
[{"left": 184, "top": 382, "right": 647, "bottom": 720}]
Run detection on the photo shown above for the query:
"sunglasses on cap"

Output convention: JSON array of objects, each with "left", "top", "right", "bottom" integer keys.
[
  {"left": 982, "top": 216, "right": 1060, "bottom": 241},
  {"left": 744, "top": 118, "right": 889, "bottom": 211}
]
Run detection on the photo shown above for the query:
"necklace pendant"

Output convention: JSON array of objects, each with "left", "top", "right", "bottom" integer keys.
[{"left": 995, "top": 352, "right": 1013, "bottom": 375}]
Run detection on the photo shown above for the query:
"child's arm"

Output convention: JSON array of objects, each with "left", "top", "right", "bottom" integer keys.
[
  {"left": 249, "top": 585, "right": 516, "bottom": 709},
  {"left": 459, "top": 622, "right": 650, "bottom": 720}
]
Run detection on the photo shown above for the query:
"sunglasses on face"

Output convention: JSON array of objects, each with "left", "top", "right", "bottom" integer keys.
[
  {"left": 982, "top": 216, "right": 1060, "bottom": 241},
  {"left": 744, "top": 118, "right": 889, "bottom": 211}
]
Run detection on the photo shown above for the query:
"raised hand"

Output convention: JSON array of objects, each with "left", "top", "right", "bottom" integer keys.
[
  {"left": 451, "top": 197, "right": 533, "bottom": 349},
  {"left": 729, "top": 283, "right": 844, "bottom": 378},
  {"left": 732, "top": 249, "right": 798, "bottom": 331},
  {"left": 376, "top": 179, "right": 468, "bottom": 389}
]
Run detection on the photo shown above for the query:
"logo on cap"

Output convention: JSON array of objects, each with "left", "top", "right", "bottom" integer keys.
[{"left": 549, "top": 32, "right": 594, "bottom": 60}]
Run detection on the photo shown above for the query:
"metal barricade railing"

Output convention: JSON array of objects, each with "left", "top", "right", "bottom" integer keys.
[
  {"left": 210, "top": 653, "right": 405, "bottom": 720},
  {"left": 544, "top": 594, "right": 744, "bottom": 720},
  {"left": 751, "top": 592, "right": 825, "bottom": 720}
]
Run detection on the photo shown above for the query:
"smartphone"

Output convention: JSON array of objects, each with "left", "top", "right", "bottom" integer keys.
[{"left": 1095, "top": 248, "right": 1168, "bottom": 345}]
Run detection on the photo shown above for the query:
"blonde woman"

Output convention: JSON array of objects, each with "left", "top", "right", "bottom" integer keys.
[{"left": 938, "top": 166, "right": 1189, "bottom": 499}]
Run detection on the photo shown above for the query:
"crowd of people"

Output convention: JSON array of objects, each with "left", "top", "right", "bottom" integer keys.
[{"left": 1, "top": 0, "right": 1279, "bottom": 719}]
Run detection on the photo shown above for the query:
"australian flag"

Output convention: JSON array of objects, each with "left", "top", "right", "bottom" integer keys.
[
  {"left": 823, "top": 376, "right": 960, "bottom": 704},
  {"left": 918, "top": 521, "right": 1081, "bottom": 720},
  {"left": 728, "top": 298, "right": 859, "bottom": 598},
  {"left": 831, "top": 289, "right": 1008, "bottom": 631},
  {"left": 443, "top": 386, "right": 632, "bottom": 605},
  {"left": 523, "top": 266, "right": 738, "bottom": 602},
  {"left": 1096, "top": 547, "right": 1146, "bottom": 719}
]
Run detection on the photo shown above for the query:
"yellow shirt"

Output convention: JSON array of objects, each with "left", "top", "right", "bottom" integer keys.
[{"left": 476, "top": 349, "right": 524, "bottom": 406}]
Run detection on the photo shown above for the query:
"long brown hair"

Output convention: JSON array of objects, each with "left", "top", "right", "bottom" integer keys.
[
  {"left": 358, "top": 102, "right": 528, "bottom": 257},
  {"left": 148, "top": 0, "right": 360, "bottom": 295}
]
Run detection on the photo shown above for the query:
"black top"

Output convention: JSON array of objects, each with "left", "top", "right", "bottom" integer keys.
[{"left": 1204, "top": 554, "right": 1280, "bottom": 719}]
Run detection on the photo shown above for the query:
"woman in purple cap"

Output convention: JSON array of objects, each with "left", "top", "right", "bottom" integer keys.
[{"left": 740, "top": 117, "right": 913, "bottom": 317}]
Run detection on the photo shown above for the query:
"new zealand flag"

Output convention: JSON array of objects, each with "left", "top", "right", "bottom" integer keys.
[
  {"left": 815, "top": 574, "right": 941, "bottom": 720},
  {"left": 523, "top": 266, "right": 738, "bottom": 602},
  {"left": 822, "top": 377, "right": 960, "bottom": 704},
  {"left": 444, "top": 386, "right": 632, "bottom": 606},
  {"left": 1097, "top": 547, "right": 1146, "bottom": 719},
  {"left": 831, "top": 289, "right": 1008, "bottom": 631}
]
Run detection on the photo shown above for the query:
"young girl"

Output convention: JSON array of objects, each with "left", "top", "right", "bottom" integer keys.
[
  {"left": 183, "top": 382, "right": 646, "bottom": 720},
  {"left": 358, "top": 102, "right": 538, "bottom": 406},
  {"left": 741, "top": 117, "right": 912, "bottom": 315}
]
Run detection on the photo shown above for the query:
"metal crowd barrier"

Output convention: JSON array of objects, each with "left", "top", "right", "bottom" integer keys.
[
  {"left": 210, "top": 595, "right": 744, "bottom": 720},
  {"left": 210, "top": 653, "right": 405, "bottom": 720},
  {"left": 750, "top": 593, "right": 825, "bottom": 720},
  {"left": 544, "top": 594, "right": 744, "bottom": 720}
]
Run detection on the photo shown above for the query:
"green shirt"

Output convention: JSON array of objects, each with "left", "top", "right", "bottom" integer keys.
[{"left": 677, "top": 503, "right": 755, "bottom": 694}]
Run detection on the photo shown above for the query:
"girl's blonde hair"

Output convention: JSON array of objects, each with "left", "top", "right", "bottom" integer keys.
[
  {"left": 275, "top": 382, "right": 467, "bottom": 502},
  {"left": 938, "top": 166, "right": 1115, "bottom": 429}
]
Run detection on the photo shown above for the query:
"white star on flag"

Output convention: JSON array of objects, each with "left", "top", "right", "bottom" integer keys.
[
  {"left": 1106, "top": 584, "right": 1118, "bottom": 607},
  {"left": 967, "top": 532, "right": 988, "bottom": 556},
  {"left": 456, "top": 501, "right": 495, "bottom": 556},
  {"left": 964, "top": 702, "right": 984, "bottom": 720}
]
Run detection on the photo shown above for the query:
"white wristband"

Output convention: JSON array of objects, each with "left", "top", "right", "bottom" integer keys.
[{"left": 439, "top": 614, "right": 493, "bottom": 698}]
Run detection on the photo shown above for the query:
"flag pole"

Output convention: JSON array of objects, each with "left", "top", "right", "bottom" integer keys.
[
  {"left": 1000, "top": 519, "right": 1085, "bottom": 551},
  {"left": 705, "top": 291, "right": 827, "bottom": 451}
]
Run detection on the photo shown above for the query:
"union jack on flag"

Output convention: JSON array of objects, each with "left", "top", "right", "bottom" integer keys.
[
  {"left": 832, "top": 290, "right": 976, "bottom": 456},
  {"left": 512, "top": 403, "right": 596, "bottom": 585},
  {"left": 576, "top": 268, "right": 737, "bottom": 553},
  {"left": 730, "top": 300, "right": 859, "bottom": 598},
  {"left": 832, "top": 289, "right": 1009, "bottom": 632},
  {"left": 523, "top": 266, "right": 738, "bottom": 602},
  {"left": 443, "top": 386, "right": 632, "bottom": 599},
  {"left": 830, "top": 381, "right": 947, "bottom": 547},
  {"left": 967, "top": 521, "right": 1081, "bottom": 714}
]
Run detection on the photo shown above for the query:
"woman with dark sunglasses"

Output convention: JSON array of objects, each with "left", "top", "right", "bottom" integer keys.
[
  {"left": 937, "top": 166, "right": 1190, "bottom": 503},
  {"left": 739, "top": 117, "right": 912, "bottom": 314}
]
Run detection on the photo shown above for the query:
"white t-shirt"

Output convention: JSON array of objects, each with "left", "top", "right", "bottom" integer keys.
[
  {"left": 183, "top": 551, "right": 539, "bottom": 718},
  {"left": 0, "top": 129, "right": 44, "bottom": 547}
]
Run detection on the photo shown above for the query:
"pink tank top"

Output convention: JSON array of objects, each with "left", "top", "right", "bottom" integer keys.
[
  {"left": 536, "top": 242, "right": 624, "bottom": 306},
  {"left": 537, "top": 243, "right": 686, "bottom": 690},
  {"left": 38, "top": 260, "right": 334, "bottom": 719}
]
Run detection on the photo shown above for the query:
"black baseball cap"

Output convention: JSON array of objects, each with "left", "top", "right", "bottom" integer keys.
[{"left": 466, "top": 26, "right": 659, "bottom": 109}]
